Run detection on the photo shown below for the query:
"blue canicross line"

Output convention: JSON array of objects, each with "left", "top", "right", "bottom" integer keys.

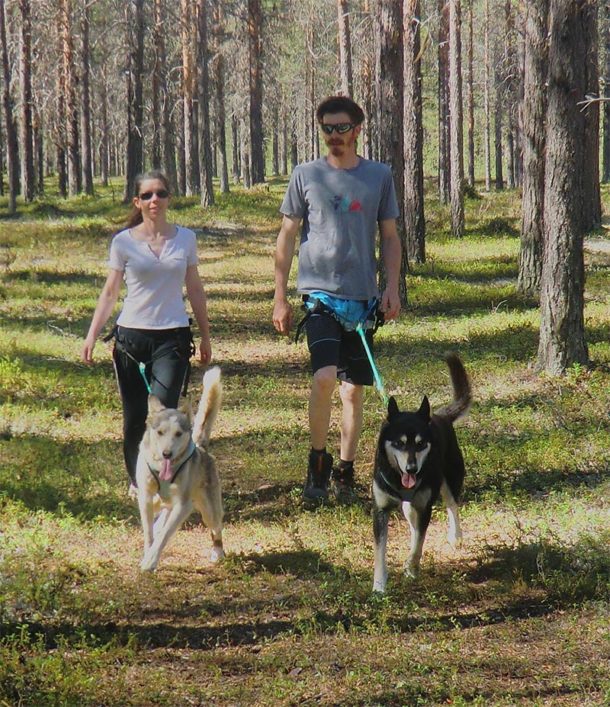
[
  {"left": 355, "top": 322, "right": 389, "bottom": 406},
  {"left": 138, "top": 362, "right": 152, "bottom": 393}
]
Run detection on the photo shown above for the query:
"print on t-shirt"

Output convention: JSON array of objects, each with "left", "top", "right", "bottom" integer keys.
[{"left": 331, "top": 195, "right": 363, "bottom": 213}]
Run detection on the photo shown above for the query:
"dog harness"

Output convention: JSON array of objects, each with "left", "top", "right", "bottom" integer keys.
[
  {"left": 147, "top": 439, "right": 197, "bottom": 493},
  {"left": 377, "top": 467, "right": 422, "bottom": 503}
]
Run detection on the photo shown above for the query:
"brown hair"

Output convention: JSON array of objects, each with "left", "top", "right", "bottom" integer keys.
[
  {"left": 124, "top": 170, "right": 171, "bottom": 229},
  {"left": 316, "top": 96, "right": 365, "bottom": 125}
]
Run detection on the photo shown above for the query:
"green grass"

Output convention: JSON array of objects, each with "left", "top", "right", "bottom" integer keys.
[{"left": 0, "top": 179, "right": 609, "bottom": 705}]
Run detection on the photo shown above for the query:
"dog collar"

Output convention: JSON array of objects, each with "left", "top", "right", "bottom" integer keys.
[
  {"left": 147, "top": 439, "right": 197, "bottom": 490},
  {"left": 378, "top": 468, "right": 420, "bottom": 502}
]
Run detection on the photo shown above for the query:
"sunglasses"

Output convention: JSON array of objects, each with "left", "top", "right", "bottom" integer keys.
[
  {"left": 320, "top": 122, "right": 355, "bottom": 135},
  {"left": 139, "top": 189, "right": 169, "bottom": 200}
]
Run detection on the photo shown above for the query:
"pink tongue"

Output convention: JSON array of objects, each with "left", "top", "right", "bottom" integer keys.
[
  {"left": 159, "top": 458, "right": 173, "bottom": 481},
  {"left": 401, "top": 473, "right": 417, "bottom": 489}
]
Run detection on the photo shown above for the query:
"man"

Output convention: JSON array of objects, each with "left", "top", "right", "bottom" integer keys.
[{"left": 273, "top": 95, "right": 401, "bottom": 504}]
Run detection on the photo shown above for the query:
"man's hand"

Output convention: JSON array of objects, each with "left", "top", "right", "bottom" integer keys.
[
  {"left": 273, "top": 298, "right": 293, "bottom": 335},
  {"left": 380, "top": 287, "right": 400, "bottom": 321}
]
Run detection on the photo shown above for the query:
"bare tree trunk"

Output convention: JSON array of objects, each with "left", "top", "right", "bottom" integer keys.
[
  {"left": 181, "top": 0, "right": 198, "bottom": 195},
  {"left": 379, "top": 0, "right": 407, "bottom": 303},
  {"left": 248, "top": 0, "right": 265, "bottom": 183},
  {"left": 80, "top": 4, "right": 93, "bottom": 195},
  {"left": 0, "top": 0, "right": 18, "bottom": 213},
  {"left": 362, "top": 0, "right": 374, "bottom": 158},
  {"left": 518, "top": 0, "right": 548, "bottom": 297},
  {"left": 305, "top": 23, "right": 316, "bottom": 162},
  {"left": 582, "top": 1, "right": 601, "bottom": 230},
  {"left": 537, "top": 0, "right": 588, "bottom": 374},
  {"left": 271, "top": 103, "right": 279, "bottom": 176},
  {"left": 99, "top": 70, "right": 109, "bottom": 186},
  {"left": 18, "top": 0, "right": 34, "bottom": 202},
  {"left": 124, "top": 0, "right": 144, "bottom": 202},
  {"left": 483, "top": 0, "right": 491, "bottom": 191},
  {"left": 403, "top": 0, "right": 425, "bottom": 263},
  {"left": 494, "top": 41, "right": 504, "bottom": 190},
  {"left": 151, "top": 0, "right": 163, "bottom": 170},
  {"left": 449, "top": 0, "right": 464, "bottom": 238},
  {"left": 603, "top": 0, "right": 610, "bottom": 182},
  {"left": 337, "top": 0, "right": 353, "bottom": 96},
  {"left": 466, "top": 0, "right": 475, "bottom": 188},
  {"left": 241, "top": 115, "right": 251, "bottom": 188},
  {"left": 211, "top": 0, "right": 229, "bottom": 193},
  {"left": 231, "top": 115, "right": 240, "bottom": 183},
  {"left": 197, "top": 0, "right": 214, "bottom": 207},
  {"left": 438, "top": 0, "right": 450, "bottom": 203}
]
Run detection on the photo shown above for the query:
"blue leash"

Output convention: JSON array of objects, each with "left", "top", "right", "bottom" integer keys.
[
  {"left": 138, "top": 362, "right": 152, "bottom": 393},
  {"left": 356, "top": 322, "right": 389, "bottom": 407}
]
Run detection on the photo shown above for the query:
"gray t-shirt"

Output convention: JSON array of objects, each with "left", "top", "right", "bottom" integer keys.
[{"left": 280, "top": 157, "right": 399, "bottom": 299}]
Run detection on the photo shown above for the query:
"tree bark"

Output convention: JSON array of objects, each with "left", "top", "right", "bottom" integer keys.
[
  {"left": 80, "top": 3, "right": 94, "bottom": 195},
  {"left": 582, "top": 1, "right": 601, "bottom": 230},
  {"left": 211, "top": 0, "right": 229, "bottom": 193},
  {"left": 181, "top": 0, "right": 197, "bottom": 195},
  {"left": 248, "top": 0, "right": 265, "bottom": 183},
  {"left": 0, "top": 0, "right": 18, "bottom": 213},
  {"left": 403, "top": 0, "right": 425, "bottom": 263},
  {"left": 449, "top": 0, "right": 464, "bottom": 238},
  {"left": 18, "top": 0, "right": 34, "bottom": 202},
  {"left": 483, "top": 0, "right": 491, "bottom": 191},
  {"left": 123, "top": 0, "right": 144, "bottom": 202},
  {"left": 337, "top": 0, "right": 353, "bottom": 96},
  {"left": 379, "top": 0, "right": 407, "bottom": 303},
  {"left": 603, "top": 0, "right": 610, "bottom": 182},
  {"left": 197, "top": 0, "right": 214, "bottom": 207},
  {"left": 466, "top": 0, "right": 475, "bottom": 188},
  {"left": 537, "top": 0, "right": 589, "bottom": 374},
  {"left": 518, "top": 0, "right": 548, "bottom": 297},
  {"left": 438, "top": 0, "right": 450, "bottom": 203}
]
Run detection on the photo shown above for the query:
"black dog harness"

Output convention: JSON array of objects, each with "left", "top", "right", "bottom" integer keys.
[{"left": 147, "top": 440, "right": 197, "bottom": 492}]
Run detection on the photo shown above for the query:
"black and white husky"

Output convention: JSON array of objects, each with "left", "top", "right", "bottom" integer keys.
[
  {"left": 136, "top": 367, "right": 224, "bottom": 572},
  {"left": 372, "top": 354, "right": 471, "bottom": 593}
]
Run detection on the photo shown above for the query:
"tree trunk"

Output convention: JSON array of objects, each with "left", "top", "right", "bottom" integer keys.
[
  {"left": 99, "top": 70, "right": 109, "bottom": 186},
  {"left": 182, "top": 0, "right": 197, "bottom": 195},
  {"left": 123, "top": 0, "right": 144, "bottom": 202},
  {"left": 231, "top": 115, "right": 240, "bottom": 183},
  {"left": 337, "top": 0, "right": 353, "bottom": 96},
  {"left": 248, "top": 0, "right": 265, "bottom": 183},
  {"left": 151, "top": 0, "right": 163, "bottom": 170},
  {"left": 518, "top": 0, "right": 548, "bottom": 297},
  {"left": 449, "top": 0, "right": 464, "bottom": 238},
  {"left": 197, "top": 0, "right": 214, "bottom": 207},
  {"left": 438, "top": 0, "right": 450, "bottom": 203},
  {"left": 466, "top": 0, "right": 475, "bottom": 188},
  {"left": 0, "top": 0, "right": 18, "bottom": 213},
  {"left": 18, "top": 0, "right": 34, "bottom": 202},
  {"left": 582, "top": 1, "right": 601, "bottom": 230},
  {"left": 403, "top": 0, "right": 425, "bottom": 263},
  {"left": 379, "top": 0, "right": 407, "bottom": 303},
  {"left": 362, "top": 0, "right": 374, "bottom": 159},
  {"left": 494, "top": 41, "right": 504, "bottom": 190},
  {"left": 603, "top": 0, "right": 610, "bottom": 182},
  {"left": 537, "top": 0, "right": 589, "bottom": 374},
  {"left": 80, "top": 4, "right": 93, "bottom": 195},
  {"left": 483, "top": 0, "right": 491, "bottom": 191},
  {"left": 211, "top": 0, "right": 229, "bottom": 193}
]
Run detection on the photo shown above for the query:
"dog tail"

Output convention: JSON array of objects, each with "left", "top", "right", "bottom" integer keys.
[
  {"left": 192, "top": 366, "right": 222, "bottom": 448},
  {"left": 435, "top": 353, "right": 472, "bottom": 423}
]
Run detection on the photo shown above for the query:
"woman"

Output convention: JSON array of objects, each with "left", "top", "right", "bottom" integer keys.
[{"left": 81, "top": 170, "right": 212, "bottom": 491}]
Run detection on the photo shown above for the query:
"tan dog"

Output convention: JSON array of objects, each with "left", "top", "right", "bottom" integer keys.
[{"left": 135, "top": 367, "right": 224, "bottom": 571}]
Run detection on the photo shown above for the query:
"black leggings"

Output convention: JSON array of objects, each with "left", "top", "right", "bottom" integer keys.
[{"left": 112, "top": 326, "right": 193, "bottom": 485}]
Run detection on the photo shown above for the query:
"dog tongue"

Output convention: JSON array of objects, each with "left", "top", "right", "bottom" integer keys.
[
  {"left": 159, "top": 458, "right": 173, "bottom": 481},
  {"left": 401, "top": 473, "right": 417, "bottom": 489}
]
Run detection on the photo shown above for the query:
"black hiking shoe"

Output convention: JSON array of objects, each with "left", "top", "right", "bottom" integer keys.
[
  {"left": 303, "top": 449, "right": 333, "bottom": 505},
  {"left": 331, "top": 462, "right": 357, "bottom": 504}
]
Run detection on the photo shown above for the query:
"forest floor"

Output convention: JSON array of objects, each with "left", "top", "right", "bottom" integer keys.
[{"left": 0, "top": 181, "right": 609, "bottom": 706}]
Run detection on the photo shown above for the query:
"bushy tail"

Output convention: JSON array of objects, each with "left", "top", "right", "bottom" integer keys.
[
  {"left": 192, "top": 367, "right": 222, "bottom": 448},
  {"left": 434, "top": 354, "right": 472, "bottom": 423}
]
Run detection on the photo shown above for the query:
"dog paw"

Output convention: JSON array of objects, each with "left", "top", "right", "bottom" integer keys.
[
  {"left": 140, "top": 554, "right": 159, "bottom": 572},
  {"left": 210, "top": 547, "right": 225, "bottom": 563},
  {"left": 448, "top": 533, "right": 463, "bottom": 549},
  {"left": 372, "top": 581, "right": 387, "bottom": 594},
  {"left": 404, "top": 564, "right": 420, "bottom": 579}
]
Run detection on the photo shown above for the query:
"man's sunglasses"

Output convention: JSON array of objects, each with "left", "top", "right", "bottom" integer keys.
[
  {"left": 139, "top": 189, "right": 170, "bottom": 200},
  {"left": 320, "top": 122, "right": 355, "bottom": 135}
]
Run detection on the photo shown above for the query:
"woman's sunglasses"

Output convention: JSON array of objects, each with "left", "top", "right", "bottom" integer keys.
[
  {"left": 319, "top": 122, "right": 355, "bottom": 135},
  {"left": 139, "top": 189, "right": 170, "bottom": 200}
]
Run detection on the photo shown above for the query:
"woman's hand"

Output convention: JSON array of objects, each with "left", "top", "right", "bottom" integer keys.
[{"left": 199, "top": 338, "right": 212, "bottom": 365}]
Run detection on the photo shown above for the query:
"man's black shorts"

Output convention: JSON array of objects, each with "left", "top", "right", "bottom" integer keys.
[{"left": 305, "top": 310, "right": 374, "bottom": 386}]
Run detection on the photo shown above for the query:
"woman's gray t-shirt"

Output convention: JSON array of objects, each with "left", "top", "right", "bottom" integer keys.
[{"left": 280, "top": 157, "right": 399, "bottom": 300}]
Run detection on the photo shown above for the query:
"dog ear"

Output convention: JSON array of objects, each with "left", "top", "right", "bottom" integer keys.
[
  {"left": 148, "top": 395, "right": 165, "bottom": 413},
  {"left": 387, "top": 396, "right": 400, "bottom": 420},
  {"left": 417, "top": 395, "right": 431, "bottom": 422}
]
